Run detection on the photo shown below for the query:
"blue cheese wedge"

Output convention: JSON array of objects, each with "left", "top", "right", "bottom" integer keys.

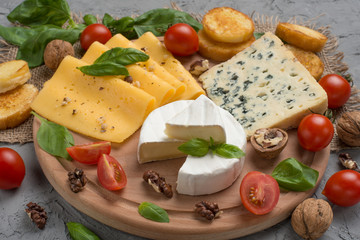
[
  {"left": 165, "top": 95, "right": 226, "bottom": 143},
  {"left": 199, "top": 32, "right": 328, "bottom": 138}
]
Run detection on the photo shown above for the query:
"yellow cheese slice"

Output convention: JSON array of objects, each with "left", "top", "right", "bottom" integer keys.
[
  {"left": 105, "top": 34, "right": 186, "bottom": 100},
  {"left": 31, "top": 56, "right": 156, "bottom": 143},
  {"left": 81, "top": 41, "right": 175, "bottom": 107},
  {"left": 134, "top": 32, "right": 205, "bottom": 100}
]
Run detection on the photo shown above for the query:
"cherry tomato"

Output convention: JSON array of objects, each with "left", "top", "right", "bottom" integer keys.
[
  {"left": 164, "top": 23, "right": 199, "bottom": 56},
  {"left": 322, "top": 170, "right": 360, "bottom": 207},
  {"left": 319, "top": 74, "right": 351, "bottom": 109},
  {"left": 240, "top": 171, "right": 280, "bottom": 215},
  {"left": 80, "top": 23, "right": 112, "bottom": 50},
  {"left": 66, "top": 141, "right": 111, "bottom": 165},
  {"left": 297, "top": 114, "right": 334, "bottom": 152},
  {"left": 0, "top": 147, "right": 25, "bottom": 189},
  {"left": 97, "top": 154, "right": 127, "bottom": 191}
]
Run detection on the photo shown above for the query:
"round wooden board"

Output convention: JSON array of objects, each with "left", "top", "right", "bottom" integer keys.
[{"left": 33, "top": 117, "right": 329, "bottom": 240}]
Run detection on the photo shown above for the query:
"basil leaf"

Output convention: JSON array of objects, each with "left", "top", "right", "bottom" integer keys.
[
  {"left": 138, "top": 202, "right": 169, "bottom": 223},
  {"left": 213, "top": 143, "right": 245, "bottom": 159},
  {"left": 271, "top": 158, "right": 319, "bottom": 191},
  {"left": 32, "top": 112, "right": 74, "bottom": 160},
  {"left": 0, "top": 25, "right": 37, "bottom": 46},
  {"left": 178, "top": 138, "right": 209, "bottom": 157},
  {"left": 94, "top": 47, "right": 149, "bottom": 65},
  {"left": 16, "top": 25, "right": 84, "bottom": 67},
  {"left": 254, "top": 32, "right": 265, "bottom": 40},
  {"left": 67, "top": 222, "right": 101, "bottom": 240},
  {"left": 7, "top": 0, "right": 72, "bottom": 27},
  {"left": 102, "top": 14, "right": 137, "bottom": 39},
  {"left": 83, "top": 14, "right": 98, "bottom": 26},
  {"left": 77, "top": 62, "right": 129, "bottom": 76},
  {"left": 133, "top": 9, "right": 202, "bottom": 38}
]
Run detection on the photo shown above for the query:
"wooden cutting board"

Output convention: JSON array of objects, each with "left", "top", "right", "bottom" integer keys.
[{"left": 33, "top": 117, "right": 329, "bottom": 240}]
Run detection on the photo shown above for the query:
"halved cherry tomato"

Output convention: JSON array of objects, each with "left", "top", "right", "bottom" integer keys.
[
  {"left": 297, "top": 114, "right": 334, "bottom": 152},
  {"left": 97, "top": 154, "right": 127, "bottom": 191},
  {"left": 319, "top": 74, "right": 351, "bottom": 109},
  {"left": 322, "top": 170, "right": 360, "bottom": 207},
  {"left": 164, "top": 23, "right": 199, "bottom": 56},
  {"left": 66, "top": 141, "right": 111, "bottom": 165},
  {"left": 240, "top": 171, "right": 280, "bottom": 215},
  {"left": 80, "top": 23, "right": 112, "bottom": 50},
  {"left": 0, "top": 147, "right": 25, "bottom": 189}
]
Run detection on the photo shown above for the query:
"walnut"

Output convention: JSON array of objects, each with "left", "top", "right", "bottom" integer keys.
[
  {"left": 336, "top": 111, "right": 360, "bottom": 147},
  {"left": 338, "top": 153, "right": 359, "bottom": 171},
  {"left": 189, "top": 59, "right": 210, "bottom": 76},
  {"left": 68, "top": 168, "right": 88, "bottom": 193},
  {"left": 291, "top": 198, "right": 333, "bottom": 240},
  {"left": 25, "top": 202, "right": 48, "bottom": 229},
  {"left": 143, "top": 170, "right": 173, "bottom": 198},
  {"left": 44, "top": 40, "right": 74, "bottom": 70},
  {"left": 250, "top": 128, "right": 288, "bottom": 159},
  {"left": 194, "top": 201, "right": 223, "bottom": 221}
]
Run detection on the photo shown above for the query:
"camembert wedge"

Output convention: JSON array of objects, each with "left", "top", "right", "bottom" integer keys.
[
  {"left": 199, "top": 32, "right": 328, "bottom": 138},
  {"left": 31, "top": 56, "right": 155, "bottom": 143}
]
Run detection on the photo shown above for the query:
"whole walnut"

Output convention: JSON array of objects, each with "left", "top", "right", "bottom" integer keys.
[
  {"left": 291, "top": 198, "right": 333, "bottom": 240},
  {"left": 44, "top": 40, "right": 74, "bottom": 70},
  {"left": 336, "top": 111, "right": 360, "bottom": 147}
]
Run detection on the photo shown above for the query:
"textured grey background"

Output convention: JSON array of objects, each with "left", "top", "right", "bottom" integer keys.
[{"left": 0, "top": 0, "right": 360, "bottom": 239}]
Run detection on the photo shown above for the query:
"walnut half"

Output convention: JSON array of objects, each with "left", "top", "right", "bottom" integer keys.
[
  {"left": 250, "top": 128, "right": 288, "bottom": 159},
  {"left": 291, "top": 198, "right": 333, "bottom": 240}
]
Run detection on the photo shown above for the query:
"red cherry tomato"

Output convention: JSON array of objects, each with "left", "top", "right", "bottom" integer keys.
[
  {"left": 97, "top": 154, "right": 127, "bottom": 191},
  {"left": 164, "top": 23, "right": 199, "bottom": 56},
  {"left": 0, "top": 147, "right": 25, "bottom": 189},
  {"left": 322, "top": 170, "right": 360, "bottom": 207},
  {"left": 66, "top": 141, "right": 111, "bottom": 165},
  {"left": 80, "top": 23, "right": 112, "bottom": 50},
  {"left": 297, "top": 114, "right": 334, "bottom": 152},
  {"left": 319, "top": 74, "right": 351, "bottom": 109},
  {"left": 240, "top": 171, "right": 280, "bottom": 215}
]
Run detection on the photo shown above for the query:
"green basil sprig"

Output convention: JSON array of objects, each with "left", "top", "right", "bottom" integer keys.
[
  {"left": 178, "top": 137, "right": 245, "bottom": 159},
  {"left": 78, "top": 47, "right": 149, "bottom": 76},
  {"left": 271, "top": 158, "right": 319, "bottom": 191},
  {"left": 83, "top": 14, "right": 98, "bottom": 26},
  {"left": 67, "top": 222, "right": 101, "bottom": 240},
  {"left": 101, "top": 8, "right": 202, "bottom": 39},
  {"left": 32, "top": 112, "right": 74, "bottom": 160},
  {"left": 138, "top": 202, "right": 169, "bottom": 223}
]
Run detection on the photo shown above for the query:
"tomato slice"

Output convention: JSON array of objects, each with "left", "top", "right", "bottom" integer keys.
[
  {"left": 240, "top": 171, "right": 280, "bottom": 215},
  {"left": 97, "top": 154, "right": 127, "bottom": 191},
  {"left": 66, "top": 141, "right": 111, "bottom": 165}
]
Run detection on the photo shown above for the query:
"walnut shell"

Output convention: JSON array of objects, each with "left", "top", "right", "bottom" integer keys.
[
  {"left": 44, "top": 40, "right": 74, "bottom": 71},
  {"left": 336, "top": 111, "right": 360, "bottom": 147},
  {"left": 250, "top": 128, "right": 288, "bottom": 159},
  {"left": 291, "top": 198, "right": 333, "bottom": 240}
]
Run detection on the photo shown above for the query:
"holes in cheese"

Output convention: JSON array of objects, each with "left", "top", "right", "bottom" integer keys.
[
  {"left": 133, "top": 32, "right": 205, "bottom": 100},
  {"left": 105, "top": 34, "right": 186, "bottom": 100},
  {"left": 82, "top": 41, "right": 175, "bottom": 107},
  {"left": 31, "top": 56, "right": 156, "bottom": 143}
]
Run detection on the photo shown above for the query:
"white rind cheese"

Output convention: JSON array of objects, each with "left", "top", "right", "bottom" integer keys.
[
  {"left": 165, "top": 95, "right": 226, "bottom": 143},
  {"left": 199, "top": 32, "right": 328, "bottom": 138}
]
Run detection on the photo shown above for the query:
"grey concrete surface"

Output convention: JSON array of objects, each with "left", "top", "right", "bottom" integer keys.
[{"left": 0, "top": 0, "right": 360, "bottom": 239}]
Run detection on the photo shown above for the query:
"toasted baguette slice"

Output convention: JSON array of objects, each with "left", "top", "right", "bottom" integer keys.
[
  {"left": 275, "top": 22, "right": 327, "bottom": 52},
  {"left": 0, "top": 60, "right": 31, "bottom": 94},
  {"left": 286, "top": 44, "right": 324, "bottom": 80},
  {"left": 198, "top": 29, "right": 255, "bottom": 61},
  {"left": 202, "top": 7, "right": 254, "bottom": 43},
  {"left": 0, "top": 84, "right": 38, "bottom": 129}
]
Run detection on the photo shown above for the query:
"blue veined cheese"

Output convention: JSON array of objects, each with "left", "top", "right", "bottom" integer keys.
[{"left": 199, "top": 32, "right": 328, "bottom": 139}]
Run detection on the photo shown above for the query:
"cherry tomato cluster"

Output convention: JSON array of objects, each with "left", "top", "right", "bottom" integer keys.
[
  {"left": 0, "top": 147, "right": 25, "bottom": 189},
  {"left": 66, "top": 142, "right": 127, "bottom": 191}
]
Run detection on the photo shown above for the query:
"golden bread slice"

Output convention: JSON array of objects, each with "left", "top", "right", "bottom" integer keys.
[
  {"left": 275, "top": 22, "right": 327, "bottom": 52},
  {"left": 198, "top": 29, "right": 255, "bottom": 61},
  {"left": 0, "top": 60, "right": 31, "bottom": 94},
  {"left": 202, "top": 7, "right": 254, "bottom": 43},
  {"left": 286, "top": 44, "right": 324, "bottom": 80},
  {"left": 0, "top": 83, "right": 38, "bottom": 129}
]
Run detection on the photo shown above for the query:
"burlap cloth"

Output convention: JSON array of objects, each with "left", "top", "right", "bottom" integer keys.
[{"left": 0, "top": 7, "right": 359, "bottom": 152}]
